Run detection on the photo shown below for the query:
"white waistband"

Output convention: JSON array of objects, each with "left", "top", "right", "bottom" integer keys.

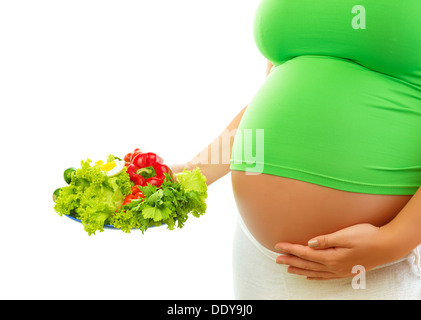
[
  {"left": 237, "top": 215, "right": 421, "bottom": 277},
  {"left": 238, "top": 216, "right": 280, "bottom": 261}
]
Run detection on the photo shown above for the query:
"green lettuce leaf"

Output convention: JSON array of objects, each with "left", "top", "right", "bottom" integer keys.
[
  {"left": 176, "top": 168, "right": 208, "bottom": 218},
  {"left": 54, "top": 158, "right": 133, "bottom": 235},
  {"left": 111, "top": 208, "right": 142, "bottom": 233},
  {"left": 175, "top": 167, "right": 208, "bottom": 194}
]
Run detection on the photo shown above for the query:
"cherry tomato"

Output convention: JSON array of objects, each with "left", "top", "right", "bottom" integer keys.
[
  {"left": 126, "top": 194, "right": 136, "bottom": 201},
  {"left": 122, "top": 194, "right": 135, "bottom": 206},
  {"left": 124, "top": 153, "right": 133, "bottom": 162},
  {"left": 133, "top": 192, "right": 145, "bottom": 199},
  {"left": 131, "top": 186, "right": 141, "bottom": 194}
]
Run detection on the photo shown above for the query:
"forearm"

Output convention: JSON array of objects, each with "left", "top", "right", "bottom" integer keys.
[
  {"left": 380, "top": 186, "right": 421, "bottom": 259},
  {"left": 184, "top": 61, "right": 271, "bottom": 185},
  {"left": 186, "top": 105, "right": 248, "bottom": 186}
]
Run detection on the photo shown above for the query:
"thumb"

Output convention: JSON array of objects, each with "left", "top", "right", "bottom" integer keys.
[
  {"left": 308, "top": 230, "right": 349, "bottom": 249},
  {"left": 169, "top": 163, "right": 188, "bottom": 174}
]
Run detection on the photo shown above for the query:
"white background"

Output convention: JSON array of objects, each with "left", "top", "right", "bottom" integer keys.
[{"left": 0, "top": 0, "right": 267, "bottom": 299}]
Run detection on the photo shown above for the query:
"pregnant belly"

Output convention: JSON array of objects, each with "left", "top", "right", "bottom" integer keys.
[
  {"left": 229, "top": 55, "right": 421, "bottom": 250},
  {"left": 231, "top": 170, "right": 411, "bottom": 250}
]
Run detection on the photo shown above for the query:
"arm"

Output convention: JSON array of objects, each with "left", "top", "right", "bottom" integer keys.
[
  {"left": 274, "top": 187, "right": 421, "bottom": 279},
  {"left": 380, "top": 186, "right": 421, "bottom": 259},
  {"left": 171, "top": 61, "right": 274, "bottom": 186},
  {"left": 183, "top": 104, "right": 248, "bottom": 186},
  {"left": 266, "top": 61, "right": 274, "bottom": 76}
]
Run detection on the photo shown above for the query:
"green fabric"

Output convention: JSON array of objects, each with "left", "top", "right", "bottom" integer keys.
[{"left": 230, "top": 0, "right": 421, "bottom": 195}]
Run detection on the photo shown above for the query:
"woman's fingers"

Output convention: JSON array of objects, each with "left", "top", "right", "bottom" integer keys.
[
  {"left": 287, "top": 267, "right": 342, "bottom": 279},
  {"left": 276, "top": 255, "right": 346, "bottom": 278},
  {"left": 275, "top": 254, "right": 327, "bottom": 272},
  {"left": 274, "top": 242, "right": 331, "bottom": 264}
]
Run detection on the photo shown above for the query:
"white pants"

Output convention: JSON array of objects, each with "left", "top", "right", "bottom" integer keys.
[{"left": 232, "top": 216, "right": 421, "bottom": 300}]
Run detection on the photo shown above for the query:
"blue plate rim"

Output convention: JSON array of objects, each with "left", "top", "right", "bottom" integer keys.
[
  {"left": 65, "top": 214, "right": 121, "bottom": 229},
  {"left": 65, "top": 214, "right": 164, "bottom": 230}
]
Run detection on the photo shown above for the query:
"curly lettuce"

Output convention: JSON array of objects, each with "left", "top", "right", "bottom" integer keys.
[{"left": 54, "top": 158, "right": 133, "bottom": 235}]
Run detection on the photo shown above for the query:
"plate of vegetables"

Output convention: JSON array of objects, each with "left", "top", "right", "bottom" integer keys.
[{"left": 53, "top": 148, "right": 208, "bottom": 235}]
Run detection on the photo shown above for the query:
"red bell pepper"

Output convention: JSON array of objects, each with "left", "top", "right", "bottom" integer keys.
[
  {"left": 122, "top": 186, "right": 145, "bottom": 206},
  {"left": 124, "top": 148, "right": 143, "bottom": 166},
  {"left": 126, "top": 152, "right": 172, "bottom": 187}
]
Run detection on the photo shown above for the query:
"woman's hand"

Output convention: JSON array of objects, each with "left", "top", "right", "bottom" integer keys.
[
  {"left": 169, "top": 163, "right": 192, "bottom": 175},
  {"left": 168, "top": 162, "right": 194, "bottom": 182},
  {"left": 274, "top": 223, "right": 401, "bottom": 280}
]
